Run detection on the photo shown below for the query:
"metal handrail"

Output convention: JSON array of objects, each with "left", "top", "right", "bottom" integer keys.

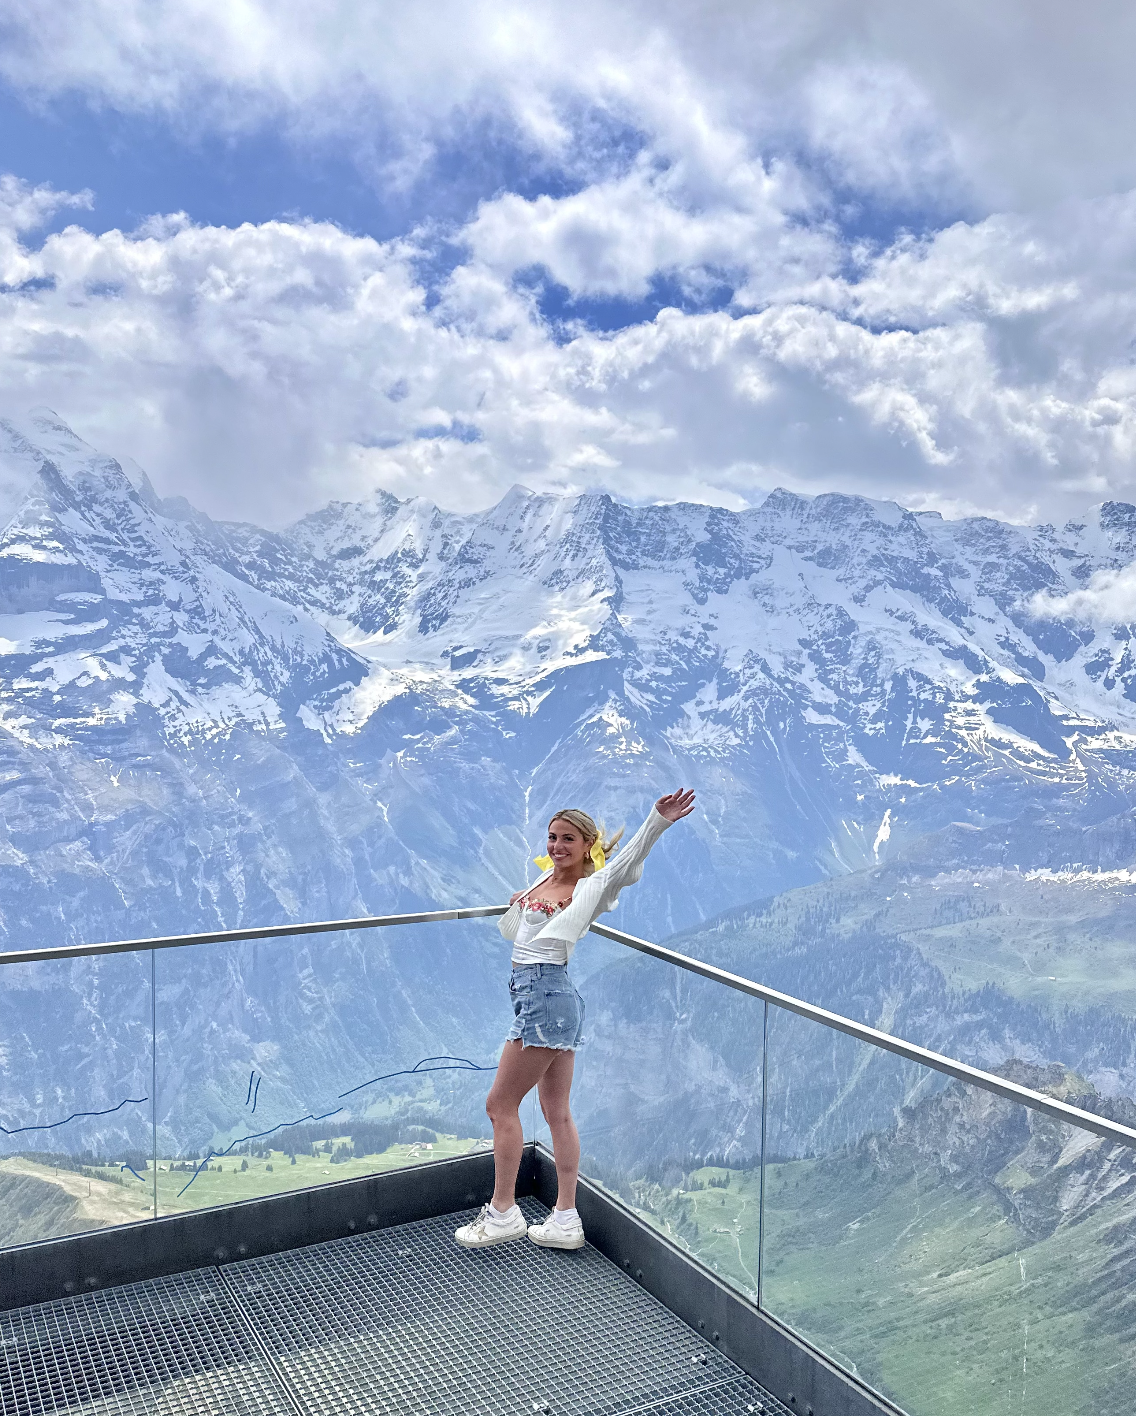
[
  {"left": 0, "top": 906, "right": 510, "bottom": 967},
  {"left": 1, "top": 904, "right": 1133, "bottom": 1151},
  {"left": 591, "top": 922, "right": 1136, "bottom": 1151}
]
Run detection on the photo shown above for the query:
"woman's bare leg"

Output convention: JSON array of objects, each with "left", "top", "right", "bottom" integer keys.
[
  {"left": 537, "top": 1048, "right": 579, "bottom": 1211},
  {"left": 486, "top": 1040, "right": 557, "bottom": 1210}
]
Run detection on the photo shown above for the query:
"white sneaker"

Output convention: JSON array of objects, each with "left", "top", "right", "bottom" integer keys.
[
  {"left": 527, "top": 1212, "right": 585, "bottom": 1250},
  {"left": 454, "top": 1203, "right": 528, "bottom": 1249}
]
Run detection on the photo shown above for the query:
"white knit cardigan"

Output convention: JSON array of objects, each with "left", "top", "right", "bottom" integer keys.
[{"left": 498, "top": 807, "right": 674, "bottom": 958}]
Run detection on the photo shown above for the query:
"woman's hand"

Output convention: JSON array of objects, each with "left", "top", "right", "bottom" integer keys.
[
  {"left": 509, "top": 890, "right": 526, "bottom": 905},
  {"left": 655, "top": 787, "right": 696, "bottom": 823}
]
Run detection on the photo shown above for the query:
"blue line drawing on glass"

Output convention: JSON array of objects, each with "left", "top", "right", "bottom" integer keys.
[
  {"left": 0, "top": 1095, "right": 148, "bottom": 1136},
  {"left": 121, "top": 1162, "right": 146, "bottom": 1182},
  {"left": 175, "top": 1105, "right": 345, "bottom": 1198},
  {"left": 244, "top": 1069, "right": 262, "bottom": 1113},
  {"left": 175, "top": 1054, "right": 495, "bottom": 1200},
  {"left": 337, "top": 1054, "right": 493, "bottom": 1099}
]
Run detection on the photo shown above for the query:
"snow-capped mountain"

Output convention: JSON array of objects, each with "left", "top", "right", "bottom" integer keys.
[
  {"left": 282, "top": 478, "right": 1136, "bottom": 887},
  {"left": 5, "top": 410, "right": 1136, "bottom": 1153}
]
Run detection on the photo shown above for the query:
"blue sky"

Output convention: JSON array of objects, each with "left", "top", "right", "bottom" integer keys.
[
  {"left": 0, "top": 88, "right": 388, "bottom": 236},
  {"left": 0, "top": 1, "right": 1135, "bottom": 528},
  {"left": 0, "top": 84, "right": 588, "bottom": 240}
]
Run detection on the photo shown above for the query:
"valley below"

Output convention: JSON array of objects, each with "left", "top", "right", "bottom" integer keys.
[
  {"left": 0, "top": 1132, "right": 490, "bottom": 1249},
  {"left": 590, "top": 1062, "right": 1136, "bottom": 1416}
]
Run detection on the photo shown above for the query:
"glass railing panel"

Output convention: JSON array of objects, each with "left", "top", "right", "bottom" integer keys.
[
  {"left": 155, "top": 919, "right": 507, "bottom": 1213},
  {"left": 0, "top": 951, "right": 155, "bottom": 1246},
  {"left": 761, "top": 1005, "right": 1136, "bottom": 1416},
  {"left": 566, "top": 950, "right": 766, "bottom": 1277}
]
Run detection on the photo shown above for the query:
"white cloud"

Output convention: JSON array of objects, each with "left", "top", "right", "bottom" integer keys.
[
  {"left": 0, "top": 174, "right": 92, "bottom": 234},
  {"left": 800, "top": 62, "right": 964, "bottom": 210},
  {"left": 0, "top": 1, "right": 655, "bottom": 176},
  {"left": 3, "top": 0, "right": 1136, "bottom": 209},
  {"left": 1032, "top": 567, "right": 1136, "bottom": 626},
  {"left": 3, "top": 6, "right": 1136, "bottom": 527},
  {"left": 462, "top": 148, "right": 831, "bottom": 304},
  {"left": 0, "top": 175, "right": 92, "bottom": 290},
  {"left": 2, "top": 176, "right": 1136, "bottom": 527}
]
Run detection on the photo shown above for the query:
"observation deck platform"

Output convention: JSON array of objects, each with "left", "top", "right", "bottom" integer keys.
[
  {"left": 4, "top": 905, "right": 1136, "bottom": 1416},
  {"left": 0, "top": 1149, "right": 884, "bottom": 1416}
]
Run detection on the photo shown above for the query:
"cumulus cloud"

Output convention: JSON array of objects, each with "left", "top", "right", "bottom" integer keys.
[
  {"left": 462, "top": 139, "right": 830, "bottom": 304},
  {"left": 0, "top": 175, "right": 92, "bottom": 287},
  {"left": 2, "top": 9, "right": 1136, "bottom": 525},
  {"left": 0, "top": 1, "right": 656, "bottom": 180},
  {"left": 0, "top": 173, "right": 92, "bottom": 233},
  {"left": 800, "top": 62, "right": 964, "bottom": 210},
  {"left": 1, "top": 168, "right": 1136, "bottom": 528}
]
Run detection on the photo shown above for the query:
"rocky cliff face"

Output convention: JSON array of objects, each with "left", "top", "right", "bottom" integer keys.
[
  {"left": 4, "top": 410, "right": 1136, "bottom": 1153},
  {"left": 864, "top": 1060, "right": 1136, "bottom": 1241}
]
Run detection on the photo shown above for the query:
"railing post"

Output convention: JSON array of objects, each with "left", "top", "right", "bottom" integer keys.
[
  {"left": 150, "top": 948, "right": 158, "bottom": 1221},
  {"left": 757, "top": 998, "right": 768, "bottom": 1311}
]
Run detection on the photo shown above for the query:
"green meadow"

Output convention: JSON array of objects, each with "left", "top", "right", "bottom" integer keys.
[
  {"left": 622, "top": 1158, "right": 1135, "bottom": 1416},
  {"left": 97, "top": 1133, "right": 489, "bottom": 1214}
]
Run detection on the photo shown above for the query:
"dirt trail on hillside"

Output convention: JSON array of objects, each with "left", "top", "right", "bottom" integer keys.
[{"left": 0, "top": 1157, "right": 150, "bottom": 1232}]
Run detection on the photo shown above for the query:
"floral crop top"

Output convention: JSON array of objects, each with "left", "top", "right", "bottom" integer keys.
[
  {"left": 523, "top": 895, "right": 572, "bottom": 918},
  {"left": 512, "top": 889, "right": 576, "bottom": 965}
]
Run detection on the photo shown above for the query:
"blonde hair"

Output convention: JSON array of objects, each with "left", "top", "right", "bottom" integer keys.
[{"left": 547, "top": 808, "right": 625, "bottom": 874}]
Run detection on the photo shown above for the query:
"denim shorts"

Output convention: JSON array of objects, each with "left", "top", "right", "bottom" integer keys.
[{"left": 506, "top": 963, "right": 586, "bottom": 1050}]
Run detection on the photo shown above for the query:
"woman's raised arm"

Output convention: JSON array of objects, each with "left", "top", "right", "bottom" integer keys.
[{"left": 589, "top": 787, "right": 696, "bottom": 903}]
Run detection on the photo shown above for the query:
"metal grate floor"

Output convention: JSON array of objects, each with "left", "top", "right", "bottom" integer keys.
[
  {"left": 0, "top": 1268, "right": 291, "bottom": 1416},
  {"left": 0, "top": 1199, "right": 789, "bottom": 1416}
]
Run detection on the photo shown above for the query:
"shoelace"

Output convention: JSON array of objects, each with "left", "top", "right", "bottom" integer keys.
[{"left": 477, "top": 1203, "right": 516, "bottom": 1231}]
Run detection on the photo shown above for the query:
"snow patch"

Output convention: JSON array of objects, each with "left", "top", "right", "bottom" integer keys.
[
  {"left": 1024, "top": 867, "right": 1136, "bottom": 888},
  {"left": 300, "top": 664, "right": 410, "bottom": 737},
  {"left": 872, "top": 809, "right": 892, "bottom": 859}
]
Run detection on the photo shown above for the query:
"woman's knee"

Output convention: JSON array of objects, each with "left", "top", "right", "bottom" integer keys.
[
  {"left": 539, "top": 1098, "right": 574, "bottom": 1130},
  {"left": 486, "top": 1088, "right": 515, "bottom": 1125}
]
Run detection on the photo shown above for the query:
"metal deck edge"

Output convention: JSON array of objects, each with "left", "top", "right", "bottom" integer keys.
[
  {"left": 0, "top": 1147, "right": 526, "bottom": 1311},
  {"left": 531, "top": 1148, "right": 903, "bottom": 1416}
]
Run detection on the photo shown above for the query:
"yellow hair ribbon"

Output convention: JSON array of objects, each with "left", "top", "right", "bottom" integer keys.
[{"left": 533, "top": 853, "right": 553, "bottom": 871}]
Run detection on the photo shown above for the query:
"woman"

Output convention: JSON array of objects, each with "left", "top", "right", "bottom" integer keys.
[{"left": 455, "top": 787, "right": 696, "bottom": 1252}]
